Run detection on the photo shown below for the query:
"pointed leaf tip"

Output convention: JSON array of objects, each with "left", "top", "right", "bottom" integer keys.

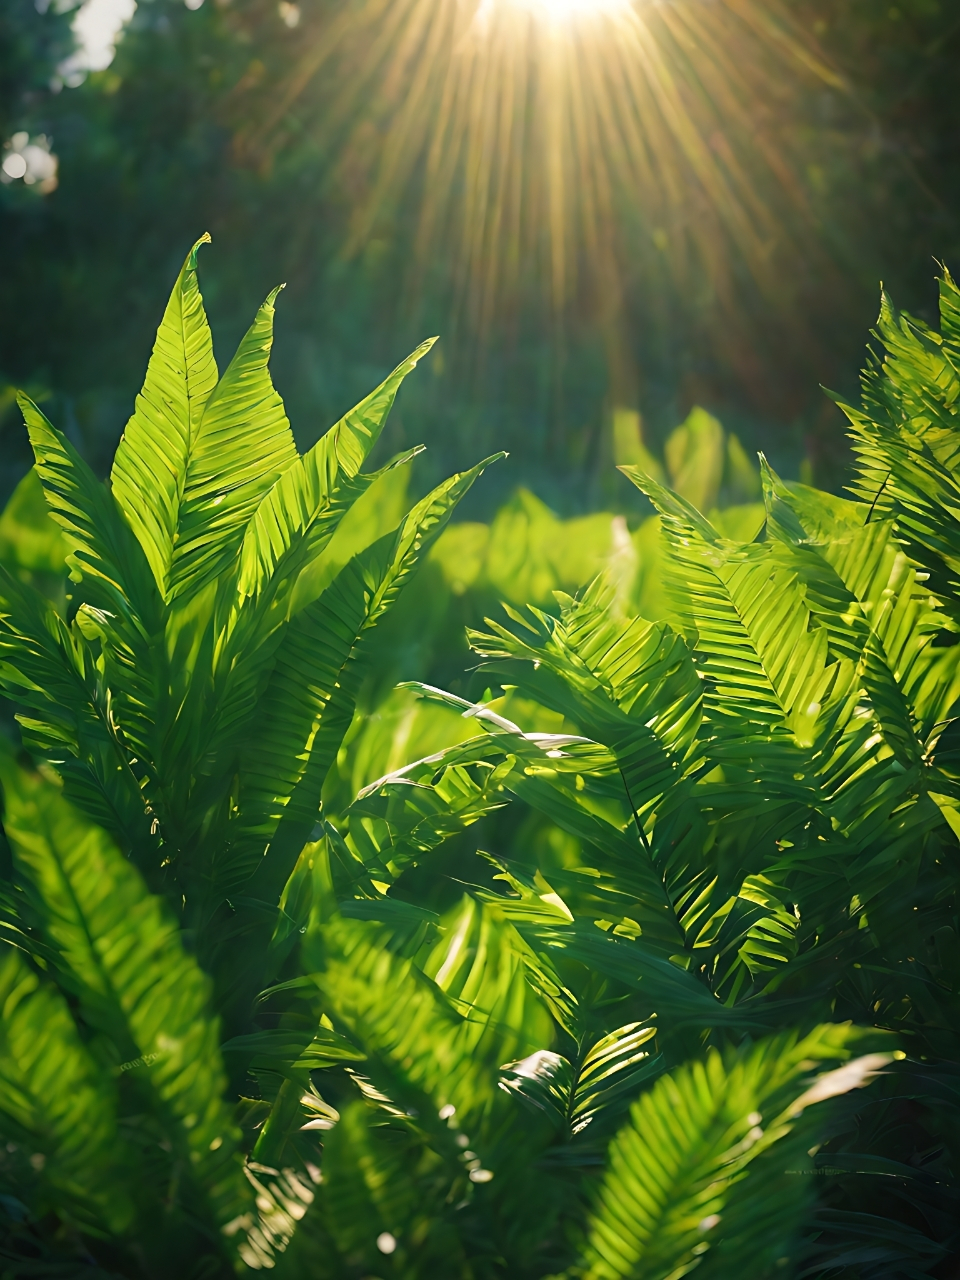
[
  {"left": 616, "top": 463, "right": 656, "bottom": 487},
  {"left": 407, "top": 336, "right": 439, "bottom": 368},
  {"left": 184, "top": 232, "right": 211, "bottom": 274},
  {"left": 758, "top": 452, "right": 777, "bottom": 481},
  {"left": 467, "top": 450, "right": 507, "bottom": 477}
]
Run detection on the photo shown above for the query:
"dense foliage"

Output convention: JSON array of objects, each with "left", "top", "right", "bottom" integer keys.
[
  {"left": 2, "top": 245, "right": 960, "bottom": 1277},
  {"left": 0, "top": 240, "right": 499, "bottom": 1271}
]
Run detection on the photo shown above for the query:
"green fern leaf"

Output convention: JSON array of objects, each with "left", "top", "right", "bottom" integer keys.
[
  {"left": 0, "top": 944, "right": 132, "bottom": 1235},
  {"left": 0, "top": 753, "right": 256, "bottom": 1251},
  {"left": 233, "top": 456, "right": 503, "bottom": 905},
  {"left": 306, "top": 916, "right": 540, "bottom": 1133},
  {"left": 111, "top": 234, "right": 219, "bottom": 599},
  {"left": 171, "top": 287, "right": 299, "bottom": 600},
  {"left": 17, "top": 393, "right": 162, "bottom": 632},
  {"left": 579, "top": 1026, "right": 894, "bottom": 1280},
  {"left": 501, "top": 1019, "right": 659, "bottom": 1137},
  {"left": 0, "top": 567, "right": 155, "bottom": 853},
  {"left": 236, "top": 337, "right": 435, "bottom": 605}
]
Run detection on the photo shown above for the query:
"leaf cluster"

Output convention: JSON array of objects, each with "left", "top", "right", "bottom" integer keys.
[
  {"left": 1, "top": 249, "right": 959, "bottom": 1279},
  {"left": 0, "top": 237, "right": 496, "bottom": 1273}
]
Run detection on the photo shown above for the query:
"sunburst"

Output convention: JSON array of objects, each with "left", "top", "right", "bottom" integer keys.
[{"left": 235, "top": 0, "right": 843, "bottom": 409}]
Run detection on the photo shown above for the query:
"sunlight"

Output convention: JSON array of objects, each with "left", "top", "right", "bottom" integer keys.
[
  {"left": 234, "top": 0, "right": 840, "bottom": 388},
  {"left": 57, "top": 0, "right": 137, "bottom": 86},
  {"left": 477, "top": 0, "right": 633, "bottom": 24}
]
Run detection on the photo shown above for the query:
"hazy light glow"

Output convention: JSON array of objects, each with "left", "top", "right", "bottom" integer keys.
[
  {"left": 72, "top": 0, "right": 136, "bottom": 71},
  {"left": 2, "top": 153, "right": 27, "bottom": 181},
  {"left": 55, "top": 0, "right": 136, "bottom": 86},
  {"left": 1, "top": 132, "right": 58, "bottom": 192},
  {"left": 478, "top": 0, "right": 632, "bottom": 24},
  {"left": 237, "top": 0, "right": 842, "bottom": 392}
]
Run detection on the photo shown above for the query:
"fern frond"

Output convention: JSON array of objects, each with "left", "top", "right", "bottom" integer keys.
[
  {"left": 171, "top": 287, "right": 299, "bottom": 600},
  {"left": 0, "top": 753, "right": 257, "bottom": 1255},
  {"left": 579, "top": 1026, "right": 894, "bottom": 1280},
  {"left": 0, "top": 945, "right": 131, "bottom": 1236},
  {"left": 110, "top": 234, "right": 218, "bottom": 600}
]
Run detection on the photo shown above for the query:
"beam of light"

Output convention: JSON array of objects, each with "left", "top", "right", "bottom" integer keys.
[
  {"left": 480, "top": 0, "right": 634, "bottom": 24},
  {"left": 232, "top": 0, "right": 844, "bottom": 407}
]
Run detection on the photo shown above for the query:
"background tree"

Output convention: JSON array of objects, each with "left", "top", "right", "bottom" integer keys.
[{"left": 1, "top": 0, "right": 959, "bottom": 501}]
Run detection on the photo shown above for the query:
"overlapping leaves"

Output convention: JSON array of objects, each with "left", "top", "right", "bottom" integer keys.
[
  {"left": 272, "top": 273, "right": 960, "bottom": 1276},
  {"left": 2, "top": 254, "right": 960, "bottom": 1278},
  {"left": 0, "top": 237, "right": 497, "bottom": 1272}
]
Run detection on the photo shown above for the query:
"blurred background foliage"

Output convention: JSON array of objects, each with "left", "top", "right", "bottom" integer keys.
[{"left": 1, "top": 0, "right": 959, "bottom": 518}]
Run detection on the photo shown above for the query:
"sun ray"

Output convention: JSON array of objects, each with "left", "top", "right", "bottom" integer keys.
[{"left": 233, "top": 0, "right": 847, "bottom": 407}]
